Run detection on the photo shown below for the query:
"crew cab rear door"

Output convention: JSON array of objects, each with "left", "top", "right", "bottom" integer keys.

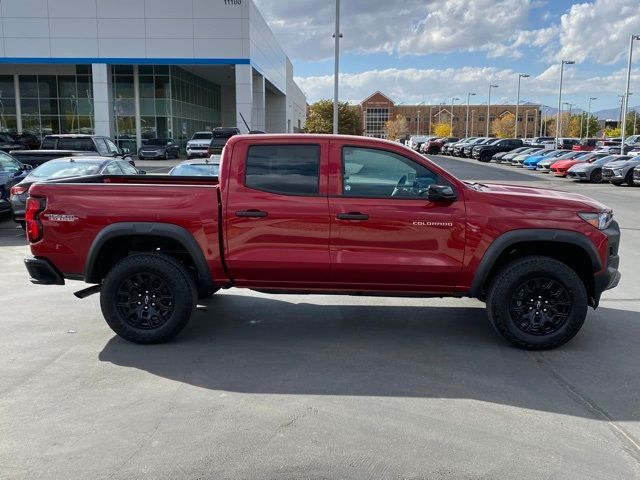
[
  {"left": 327, "top": 141, "right": 466, "bottom": 293},
  {"left": 223, "top": 139, "right": 331, "bottom": 286}
]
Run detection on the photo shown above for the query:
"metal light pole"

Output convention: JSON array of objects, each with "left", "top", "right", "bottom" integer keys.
[
  {"left": 332, "top": 0, "right": 341, "bottom": 134},
  {"left": 428, "top": 105, "right": 433, "bottom": 135},
  {"left": 417, "top": 110, "right": 421, "bottom": 135},
  {"left": 450, "top": 97, "right": 459, "bottom": 135},
  {"left": 621, "top": 35, "right": 640, "bottom": 148},
  {"left": 556, "top": 60, "right": 575, "bottom": 147},
  {"left": 486, "top": 84, "right": 498, "bottom": 137},
  {"left": 471, "top": 110, "right": 476, "bottom": 135},
  {"left": 514, "top": 73, "right": 529, "bottom": 138},
  {"left": 465, "top": 92, "right": 476, "bottom": 137},
  {"left": 586, "top": 97, "right": 596, "bottom": 138},
  {"left": 524, "top": 110, "right": 530, "bottom": 139}
]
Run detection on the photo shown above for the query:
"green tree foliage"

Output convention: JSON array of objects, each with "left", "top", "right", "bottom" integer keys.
[
  {"left": 491, "top": 113, "right": 516, "bottom": 138},
  {"left": 304, "top": 99, "right": 363, "bottom": 135}
]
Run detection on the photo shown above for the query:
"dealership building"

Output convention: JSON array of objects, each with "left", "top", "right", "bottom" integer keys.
[
  {"left": 0, "top": 0, "right": 307, "bottom": 151},
  {"left": 360, "top": 91, "right": 541, "bottom": 139}
]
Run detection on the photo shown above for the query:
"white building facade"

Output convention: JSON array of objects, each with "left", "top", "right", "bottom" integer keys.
[{"left": 0, "top": 0, "right": 307, "bottom": 150}]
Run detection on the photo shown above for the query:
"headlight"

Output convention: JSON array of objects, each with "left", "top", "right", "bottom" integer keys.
[
  {"left": 578, "top": 211, "right": 614, "bottom": 230},
  {"left": 613, "top": 169, "right": 622, "bottom": 176}
]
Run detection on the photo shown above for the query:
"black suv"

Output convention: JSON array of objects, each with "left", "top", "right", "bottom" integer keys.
[
  {"left": 208, "top": 127, "right": 241, "bottom": 155},
  {"left": 472, "top": 138, "right": 523, "bottom": 162}
]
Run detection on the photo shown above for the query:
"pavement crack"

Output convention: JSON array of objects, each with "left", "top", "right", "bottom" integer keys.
[{"left": 528, "top": 351, "right": 640, "bottom": 468}]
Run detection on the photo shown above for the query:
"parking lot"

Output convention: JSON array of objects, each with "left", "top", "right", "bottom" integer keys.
[{"left": 1, "top": 155, "right": 639, "bottom": 479}]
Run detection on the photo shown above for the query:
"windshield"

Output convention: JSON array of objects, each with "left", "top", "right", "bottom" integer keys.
[
  {"left": 145, "top": 139, "right": 171, "bottom": 146},
  {"left": 27, "top": 160, "right": 103, "bottom": 180},
  {"left": 170, "top": 163, "right": 219, "bottom": 177},
  {"left": 191, "top": 133, "right": 212, "bottom": 140}
]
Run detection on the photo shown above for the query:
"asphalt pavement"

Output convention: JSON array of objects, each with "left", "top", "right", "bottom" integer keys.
[{"left": 1, "top": 154, "right": 639, "bottom": 479}]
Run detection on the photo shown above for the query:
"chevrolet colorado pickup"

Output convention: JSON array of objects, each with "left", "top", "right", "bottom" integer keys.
[{"left": 23, "top": 135, "right": 621, "bottom": 350}]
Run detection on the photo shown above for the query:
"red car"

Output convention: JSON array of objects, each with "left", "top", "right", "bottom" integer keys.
[
  {"left": 23, "top": 134, "right": 620, "bottom": 350},
  {"left": 550, "top": 153, "right": 607, "bottom": 177},
  {"left": 572, "top": 138, "right": 599, "bottom": 152}
]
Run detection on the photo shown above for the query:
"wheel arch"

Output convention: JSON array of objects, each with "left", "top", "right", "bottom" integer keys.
[
  {"left": 85, "top": 222, "right": 214, "bottom": 289},
  {"left": 468, "top": 229, "right": 601, "bottom": 304}
]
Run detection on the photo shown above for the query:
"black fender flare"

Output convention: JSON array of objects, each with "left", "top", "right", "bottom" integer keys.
[
  {"left": 84, "top": 222, "right": 213, "bottom": 288},
  {"left": 468, "top": 229, "right": 602, "bottom": 297}
]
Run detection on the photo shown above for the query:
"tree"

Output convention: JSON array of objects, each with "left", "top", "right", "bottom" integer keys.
[
  {"left": 304, "top": 99, "right": 362, "bottom": 135},
  {"left": 624, "top": 110, "right": 639, "bottom": 136},
  {"left": 491, "top": 113, "right": 515, "bottom": 138},
  {"left": 384, "top": 114, "right": 408, "bottom": 141},
  {"left": 605, "top": 126, "right": 621, "bottom": 137},
  {"left": 433, "top": 123, "right": 451, "bottom": 137}
]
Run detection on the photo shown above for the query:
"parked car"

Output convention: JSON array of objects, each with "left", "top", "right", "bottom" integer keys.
[
  {"left": 493, "top": 146, "right": 531, "bottom": 163},
  {"left": 408, "top": 135, "right": 433, "bottom": 150},
  {"left": 549, "top": 152, "right": 608, "bottom": 177},
  {"left": 0, "top": 132, "right": 27, "bottom": 154},
  {"left": 572, "top": 138, "right": 600, "bottom": 152},
  {"left": 523, "top": 150, "right": 568, "bottom": 170},
  {"left": 594, "top": 144, "right": 634, "bottom": 155},
  {"left": 556, "top": 138, "right": 580, "bottom": 150},
  {"left": 461, "top": 138, "right": 493, "bottom": 157},
  {"left": 10, "top": 134, "right": 134, "bottom": 167},
  {"left": 208, "top": 127, "right": 241, "bottom": 156},
  {"left": 138, "top": 138, "right": 180, "bottom": 160},
  {"left": 423, "top": 137, "right": 459, "bottom": 155},
  {"left": 168, "top": 157, "right": 221, "bottom": 177},
  {"left": 537, "top": 151, "right": 589, "bottom": 173},
  {"left": 472, "top": 138, "right": 523, "bottom": 162},
  {"left": 634, "top": 164, "right": 640, "bottom": 184},
  {"left": 0, "top": 151, "right": 32, "bottom": 216},
  {"left": 10, "top": 157, "right": 144, "bottom": 227},
  {"left": 629, "top": 147, "right": 640, "bottom": 157},
  {"left": 443, "top": 138, "right": 471, "bottom": 155},
  {"left": 508, "top": 147, "right": 545, "bottom": 166},
  {"left": 567, "top": 155, "right": 629, "bottom": 183},
  {"left": 186, "top": 131, "right": 213, "bottom": 159},
  {"left": 23, "top": 134, "right": 621, "bottom": 350},
  {"left": 524, "top": 136, "right": 555, "bottom": 146},
  {"left": 601, "top": 156, "right": 640, "bottom": 186}
]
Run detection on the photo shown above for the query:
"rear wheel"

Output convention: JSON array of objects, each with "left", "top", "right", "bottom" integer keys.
[
  {"left": 590, "top": 169, "right": 603, "bottom": 183},
  {"left": 626, "top": 170, "right": 636, "bottom": 187},
  {"left": 486, "top": 256, "right": 587, "bottom": 350},
  {"left": 100, "top": 253, "right": 197, "bottom": 344},
  {"left": 479, "top": 152, "right": 492, "bottom": 163}
]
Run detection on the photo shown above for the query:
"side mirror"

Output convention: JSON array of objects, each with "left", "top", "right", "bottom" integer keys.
[
  {"left": 121, "top": 148, "right": 130, "bottom": 154},
  {"left": 427, "top": 185, "right": 457, "bottom": 202},
  {"left": 21, "top": 164, "right": 33, "bottom": 171},
  {"left": 138, "top": 170, "right": 147, "bottom": 175}
]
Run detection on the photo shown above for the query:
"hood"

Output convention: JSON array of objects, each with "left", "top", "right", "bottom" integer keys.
[
  {"left": 476, "top": 183, "right": 609, "bottom": 211},
  {"left": 552, "top": 159, "right": 580, "bottom": 168},
  {"left": 603, "top": 160, "right": 638, "bottom": 168},
  {"left": 568, "top": 161, "right": 597, "bottom": 171}
]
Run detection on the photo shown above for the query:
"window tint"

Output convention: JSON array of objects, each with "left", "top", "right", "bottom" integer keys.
[
  {"left": 104, "top": 162, "right": 123, "bottom": 175},
  {"left": 57, "top": 138, "right": 96, "bottom": 151},
  {"left": 342, "top": 147, "right": 439, "bottom": 198},
  {"left": 0, "top": 154, "right": 21, "bottom": 173},
  {"left": 28, "top": 161, "right": 103, "bottom": 180},
  {"left": 41, "top": 137, "right": 58, "bottom": 149},
  {"left": 95, "top": 138, "right": 109, "bottom": 156},
  {"left": 246, "top": 145, "right": 320, "bottom": 195},
  {"left": 104, "top": 138, "right": 120, "bottom": 154},
  {"left": 118, "top": 161, "right": 139, "bottom": 175}
]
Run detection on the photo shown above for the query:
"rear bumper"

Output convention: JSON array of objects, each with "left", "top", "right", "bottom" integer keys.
[{"left": 24, "top": 257, "right": 65, "bottom": 285}]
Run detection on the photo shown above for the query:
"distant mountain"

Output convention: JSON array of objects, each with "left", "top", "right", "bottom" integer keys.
[{"left": 522, "top": 103, "right": 640, "bottom": 120}]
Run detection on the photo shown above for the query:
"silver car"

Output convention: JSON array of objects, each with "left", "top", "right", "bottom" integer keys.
[
  {"left": 601, "top": 156, "right": 640, "bottom": 186},
  {"left": 566, "top": 154, "right": 620, "bottom": 183}
]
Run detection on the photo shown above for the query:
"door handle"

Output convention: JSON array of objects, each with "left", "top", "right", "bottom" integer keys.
[
  {"left": 336, "top": 212, "right": 369, "bottom": 221},
  {"left": 235, "top": 209, "right": 268, "bottom": 218}
]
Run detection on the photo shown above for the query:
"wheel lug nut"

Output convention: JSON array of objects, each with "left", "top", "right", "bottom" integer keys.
[{"left": 137, "top": 302, "right": 141, "bottom": 305}]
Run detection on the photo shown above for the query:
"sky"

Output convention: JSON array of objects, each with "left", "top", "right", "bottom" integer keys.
[{"left": 254, "top": 0, "right": 640, "bottom": 114}]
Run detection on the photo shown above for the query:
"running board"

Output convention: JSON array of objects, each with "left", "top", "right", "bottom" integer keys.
[{"left": 74, "top": 285, "right": 102, "bottom": 299}]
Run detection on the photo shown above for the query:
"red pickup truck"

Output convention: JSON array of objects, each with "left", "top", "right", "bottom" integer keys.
[{"left": 23, "top": 134, "right": 621, "bottom": 350}]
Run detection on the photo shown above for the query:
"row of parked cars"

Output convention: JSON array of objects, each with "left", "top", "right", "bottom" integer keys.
[{"left": 409, "top": 135, "right": 640, "bottom": 187}]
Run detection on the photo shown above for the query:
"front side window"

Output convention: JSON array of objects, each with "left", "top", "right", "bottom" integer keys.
[
  {"left": 342, "top": 147, "right": 439, "bottom": 198},
  {"left": 104, "top": 138, "right": 120, "bottom": 154},
  {"left": 0, "top": 154, "right": 21, "bottom": 173},
  {"left": 118, "top": 161, "right": 139, "bottom": 175},
  {"left": 245, "top": 145, "right": 320, "bottom": 195}
]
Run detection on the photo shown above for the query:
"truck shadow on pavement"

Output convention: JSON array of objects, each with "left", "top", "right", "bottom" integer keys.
[{"left": 99, "top": 293, "right": 640, "bottom": 422}]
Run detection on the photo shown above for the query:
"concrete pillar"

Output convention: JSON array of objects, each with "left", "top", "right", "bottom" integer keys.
[
  {"left": 133, "top": 65, "right": 142, "bottom": 150},
  {"left": 265, "top": 90, "right": 286, "bottom": 133},
  {"left": 221, "top": 85, "right": 235, "bottom": 127},
  {"left": 91, "top": 63, "right": 114, "bottom": 138},
  {"left": 13, "top": 75, "right": 22, "bottom": 134},
  {"left": 235, "top": 64, "right": 253, "bottom": 133},
  {"left": 252, "top": 71, "right": 265, "bottom": 132}
]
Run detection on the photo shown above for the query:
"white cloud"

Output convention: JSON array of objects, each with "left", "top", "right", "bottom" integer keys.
[
  {"left": 555, "top": 0, "right": 640, "bottom": 64},
  {"left": 254, "top": 0, "right": 537, "bottom": 61},
  {"left": 295, "top": 66, "right": 640, "bottom": 104}
]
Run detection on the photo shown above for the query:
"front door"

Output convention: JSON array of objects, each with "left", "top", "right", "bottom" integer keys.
[
  {"left": 224, "top": 142, "right": 331, "bottom": 287},
  {"left": 328, "top": 145, "right": 466, "bottom": 293}
]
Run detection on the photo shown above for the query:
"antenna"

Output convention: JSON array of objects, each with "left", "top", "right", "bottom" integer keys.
[{"left": 239, "top": 112, "right": 251, "bottom": 132}]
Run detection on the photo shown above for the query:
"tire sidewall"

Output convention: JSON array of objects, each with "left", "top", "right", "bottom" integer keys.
[
  {"left": 100, "top": 254, "right": 196, "bottom": 344},
  {"left": 487, "top": 257, "right": 588, "bottom": 349}
]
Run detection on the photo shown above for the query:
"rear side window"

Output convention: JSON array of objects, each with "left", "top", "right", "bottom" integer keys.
[
  {"left": 41, "top": 137, "right": 57, "bottom": 149},
  {"left": 245, "top": 145, "right": 320, "bottom": 195}
]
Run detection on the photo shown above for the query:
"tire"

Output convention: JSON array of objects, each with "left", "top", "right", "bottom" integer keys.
[
  {"left": 100, "top": 253, "right": 197, "bottom": 344},
  {"left": 479, "top": 153, "right": 492, "bottom": 163},
  {"left": 589, "top": 169, "right": 603, "bottom": 183},
  {"left": 486, "top": 256, "right": 588, "bottom": 350},
  {"left": 164, "top": 151, "right": 169, "bottom": 160},
  {"left": 626, "top": 170, "right": 636, "bottom": 187}
]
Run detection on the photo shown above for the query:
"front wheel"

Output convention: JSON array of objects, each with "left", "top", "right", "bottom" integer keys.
[
  {"left": 479, "top": 153, "right": 492, "bottom": 163},
  {"left": 590, "top": 169, "right": 603, "bottom": 183},
  {"left": 100, "top": 254, "right": 197, "bottom": 344},
  {"left": 626, "top": 171, "right": 636, "bottom": 187},
  {"left": 486, "top": 256, "right": 587, "bottom": 350}
]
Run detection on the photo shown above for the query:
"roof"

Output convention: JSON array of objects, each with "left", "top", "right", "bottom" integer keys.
[
  {"left": 360, "top": 91, "right": 395, "bottom": 105},
  {"left": 44, "top": 134, "right": 102, "bottom": 138}
]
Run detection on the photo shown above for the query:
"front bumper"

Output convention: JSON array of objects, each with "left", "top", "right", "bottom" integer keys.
[
  {"left": 567, "top": 170, "right": 589, "bottom": 180},
  {"left": 138, "top": 150, "right": 165, "bottom": 159},
  {"left": 24, "top": 257, "right": 65, "bottom": 285},
  {"left": 602, "top": 169, "right": 625, "bottom": 182},
  {"left": 186, "top": 149, "right": 209, "bottom": 158},
  {"left": 592, "top": 221, "right": 621, "bottom": 306}
]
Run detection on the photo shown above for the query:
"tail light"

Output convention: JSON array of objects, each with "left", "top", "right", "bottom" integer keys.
[
  {"left": 25, "top": 197, "right": 46, "bottom": 243},
  {"left": 10, "top": 185, "right": 27, "bottom": 196}
]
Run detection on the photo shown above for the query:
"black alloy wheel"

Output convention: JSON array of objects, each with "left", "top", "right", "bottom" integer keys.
[
  {"left": 509, "top": 278, "right": 571, "bottom": 336},
  {"left": 116, "top": 272, "right": 175, "bottom": 330},
  {"left": 590, "top": 169, "right": 603, "bottom": 183}
]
